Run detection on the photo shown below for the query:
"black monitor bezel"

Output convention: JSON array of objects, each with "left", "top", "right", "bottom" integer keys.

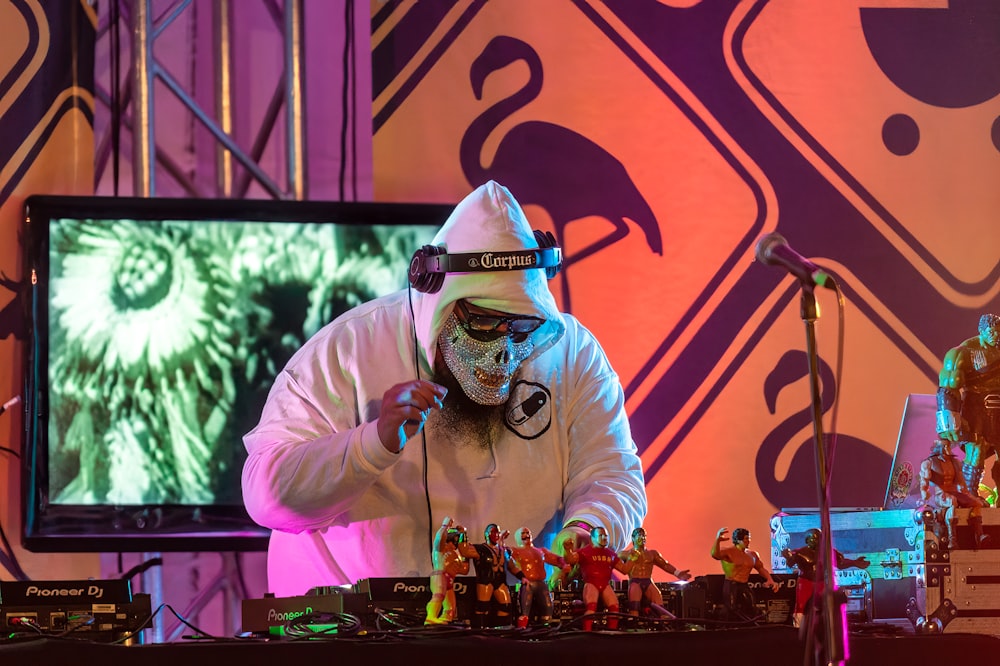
[{"left": 20, "top": 194, "right": 450, "bottom": 552}]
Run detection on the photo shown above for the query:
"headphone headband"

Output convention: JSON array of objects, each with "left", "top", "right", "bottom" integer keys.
[
  {"left": 415, "top": 247, "right": 561, "bottom": 275},
  {"left": 408, "top": 229, "right": 562, "bottom": 293}
]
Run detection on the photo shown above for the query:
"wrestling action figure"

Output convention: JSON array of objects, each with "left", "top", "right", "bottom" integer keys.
[
  {"left": 425, "top": 517, "right": 470, "bottom": 625},
  {"left": 781, "top": 528, "right": 869, "bottom": 628},
  {"left": 937, "top": 313, "right": 1000, "bottom": 495},
  {"left": 460, "top": 523, "right": 514, "bottom": 628},
  {"left": 711, "top": 527, "right": 780, "bottom": 622},
  {"left": 920, "top": 438, "right": 989, "bottom": 548},
  {"left": 618, "top": 526, "right": 691, "bottom": 618},
  {"left": 564, "top": 525, "right": 632, "bottom": 631},
  {"left": 508, "top": 526, "right": 568, "bottom": 627}
]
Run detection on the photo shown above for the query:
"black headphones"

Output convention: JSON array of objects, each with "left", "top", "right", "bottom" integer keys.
[{"left": 408, "top": 229, "right": 562, "bottom": 294}]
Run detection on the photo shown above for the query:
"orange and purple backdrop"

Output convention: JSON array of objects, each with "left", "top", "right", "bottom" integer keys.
[
  {"left": 370, "top": 0, "right": 1000, "bottom": 576},
  {"left": 1, "top": 0, "right": 999, "bottom": 585},
  {"left": 0, "top": 0, "right": 96, "bottom": 578}
]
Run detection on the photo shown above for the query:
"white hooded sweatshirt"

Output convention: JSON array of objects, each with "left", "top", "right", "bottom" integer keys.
[{"left": 242, "top": 181, "right": 647, "bottom": 596}]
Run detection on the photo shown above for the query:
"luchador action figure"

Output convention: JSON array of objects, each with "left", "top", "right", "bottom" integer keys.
[
  {"left": 937, "top": 313, "right": 1000, "bottom": 494},
  {"left": 618, "top": 526, "right": 691, "bottom": 617},
  {"left": 459, "top": 523, "right": 514, "bottom": 628},
  {"left": 920, "top": 438, "right": 989, "bottom": 548}
]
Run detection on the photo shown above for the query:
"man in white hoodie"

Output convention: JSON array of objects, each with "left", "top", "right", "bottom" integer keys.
[{"left": 242, "top": 180, "right": 647, "bottom": 597}]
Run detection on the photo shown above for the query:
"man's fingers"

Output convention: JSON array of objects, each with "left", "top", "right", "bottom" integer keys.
[
  {"left": 402, "top": 382, "right": 447, "bottom": 413},
  {"left": 412, "top": 380, "right": 448, "bottom": 401}
]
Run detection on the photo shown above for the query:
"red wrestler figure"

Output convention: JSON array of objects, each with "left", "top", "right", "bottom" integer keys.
[
  {"left": 781, "top": 528, "right": 869, "bottom": 628},
  {"left": 565, "top": 525, "right": 632, "bottom": 631}
]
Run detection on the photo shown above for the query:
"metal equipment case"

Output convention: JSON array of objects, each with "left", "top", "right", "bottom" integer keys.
[{"left": 771, "top": 507, "right": 1000, "bottom": 636}]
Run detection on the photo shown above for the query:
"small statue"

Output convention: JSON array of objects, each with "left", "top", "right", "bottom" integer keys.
[
  {"left": 507, "top": 526, "right": 568, "bottom": 627},
  {"left": 781, "top": 527, "right": 869, "bottom": 628},
  {"left": 710, "top": 527, "right": 779, "bottom": 622},
  {"left": 564, "top": 525, "right": 632, "bottom": 631},
  {"left": 459, "top": 523, "right": 514, "bottom": 628},
  {"left": 919, "top": 438, "right": 989, "bottom": 548},
  {"left": 618, "top": 526, "right": 691, "bottom": 618},
  {"left": 937, "top": 313, "right": 1000, "bottom": 493},
  {"left": 425, "top": 517, "right": 470, "bottom": 625}
]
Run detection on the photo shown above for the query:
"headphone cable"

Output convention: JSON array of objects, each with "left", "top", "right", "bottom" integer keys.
[{"left": 407, "top": 286, "right": 435, "bottom": 557}]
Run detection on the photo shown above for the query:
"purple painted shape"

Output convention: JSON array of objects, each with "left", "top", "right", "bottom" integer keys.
[
  {"left": 459, "top": 35, "right": 663, "bottom": 309},
  {"left": 861, "top": 1, "right": 1000, "bottom": 109},
  {"left": 756, "top": 350, "right": 891, "bottom": 509}
]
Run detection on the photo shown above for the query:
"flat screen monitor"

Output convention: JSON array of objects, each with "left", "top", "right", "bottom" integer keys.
[{"left": 21, "top": 195, "right": 449, "bottom": 552}]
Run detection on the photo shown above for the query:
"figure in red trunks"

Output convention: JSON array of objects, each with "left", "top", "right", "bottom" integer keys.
[
  {"left": 507, "top": 526, "right": 568, "bottom": 627},
  {"left": 564, "top": 525, "right": 632, "bottom": 631},
  {"left": 937, "top": 313, "right": 1000, "bottom": 495},
  {"left": 710, "top": 527, "right": 779, "bottom": 622},
  {"left": 618, "top": 526, "right": 691, "bottom": 618},
  {"left": 780, "top": 528, "right": 870, "bottom": 628},
  {"left": 919, "top": 438, "right": 989, "bottom": 548},
  {"left": 425, "top": 517, "right": 470, "bottom": 625}
]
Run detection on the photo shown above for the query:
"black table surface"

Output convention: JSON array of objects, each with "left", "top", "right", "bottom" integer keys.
[{"left": 2, "top": 624, "right": 998, "bottom": 666}]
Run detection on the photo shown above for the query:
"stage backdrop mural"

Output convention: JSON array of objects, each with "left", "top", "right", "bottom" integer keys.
[
  {"left": 0, "top": 0, "right": 98, "bottom": 580},
  {"left": 1, "top": 0, "right": 999, "bottom": 608},
  {"left": 370, "top": 0, "right": 1000, "bottom": 576}
]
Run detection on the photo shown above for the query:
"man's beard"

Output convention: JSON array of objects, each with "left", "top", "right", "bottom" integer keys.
[{"left": 432, "top": 353, "right": 506, "bottom": 450}]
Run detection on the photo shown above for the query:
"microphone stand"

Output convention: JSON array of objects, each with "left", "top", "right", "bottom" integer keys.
[{"left": 799, "top": 283, "right": 846, "bottom": 666}]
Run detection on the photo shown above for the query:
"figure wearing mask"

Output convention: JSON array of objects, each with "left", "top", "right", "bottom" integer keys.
[{"left": 242, "top": 180, "right": 647, "bottom": 596}]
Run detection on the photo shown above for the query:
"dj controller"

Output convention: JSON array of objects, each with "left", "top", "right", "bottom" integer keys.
[{"left": 240, "top": 573, "right": 795, "bottom": 635}]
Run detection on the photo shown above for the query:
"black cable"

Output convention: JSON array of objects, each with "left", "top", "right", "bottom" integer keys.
[
  {"left": 119, "top": 555, "right": 164, "bottom": 581},
  {"left": 0, "top": 440, "right": 28, "bottom": 581},
  {"left": 823, "top": 279, "right": 846, "bottom": 492},
  {"left": 233, "top": 552, "right": 250, "bottom": 600},
  {"left": 407, "top": 287, "right": 435, "bottom": 557},
  {"left": 109, "top": 0, "right": 121, "bottom": 196},
  {"left": 0, "top": 518, "right": 28, "bottom": 579},
  {"left": 0, "top": 551, "right": 28, "bottom": 581},
  {"left": 161, "top": 603, "right": 223, "bottom": 641},
  {"left": 346, "top": 0, "right": 357, "bottom": 201},
  {"left": 281, "top": 610, "right": 363, "bottom": 640},
  {"left": 338, "top": 0, "right": 353, "bottom": 200}
]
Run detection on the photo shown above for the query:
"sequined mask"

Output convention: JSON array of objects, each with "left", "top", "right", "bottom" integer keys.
[{"left": 438, "top": 313, "right": 534, "bottom": 405}]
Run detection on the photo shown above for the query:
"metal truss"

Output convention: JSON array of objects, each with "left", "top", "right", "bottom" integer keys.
[
  {"left": 94, "top": 0, "right": 306, "bottom": 199},
  {"left": 89, "top": 0, "right": 310, "bottom": 643}
]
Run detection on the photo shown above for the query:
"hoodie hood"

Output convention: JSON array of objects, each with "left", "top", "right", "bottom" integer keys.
[{"left": 410, "top": 180, "right": 565, "bottom": 373}]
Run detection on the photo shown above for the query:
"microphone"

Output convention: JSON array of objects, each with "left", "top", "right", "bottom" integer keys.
[
  {"left": 0, "top": 395, "right": 21, "bottom": 417},
  {"left": 754, "top": 232, "right": 833, "bottom": 289}
]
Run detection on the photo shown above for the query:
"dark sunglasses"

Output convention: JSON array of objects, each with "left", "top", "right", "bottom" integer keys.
[{"left": 454, "top": 299, "right": 544, "bottom": 341}]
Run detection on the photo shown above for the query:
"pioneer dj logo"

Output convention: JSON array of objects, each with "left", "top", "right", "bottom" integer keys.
[
  {"left": 747, "top": 579, "right": 795, "bottom": 591},
  {"left": 25, "top": 584, "right": 105, "bottom": 599},
  {"left": 267, "top": 607, "right": 312, "bottom": 622},
  {"left": 393, "top": 581, "right": 469, "bottom": 595}
]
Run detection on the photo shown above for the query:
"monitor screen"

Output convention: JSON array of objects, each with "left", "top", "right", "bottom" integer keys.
[{"left": 21, "top": 195, "right": 449, "bottom": 552}]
